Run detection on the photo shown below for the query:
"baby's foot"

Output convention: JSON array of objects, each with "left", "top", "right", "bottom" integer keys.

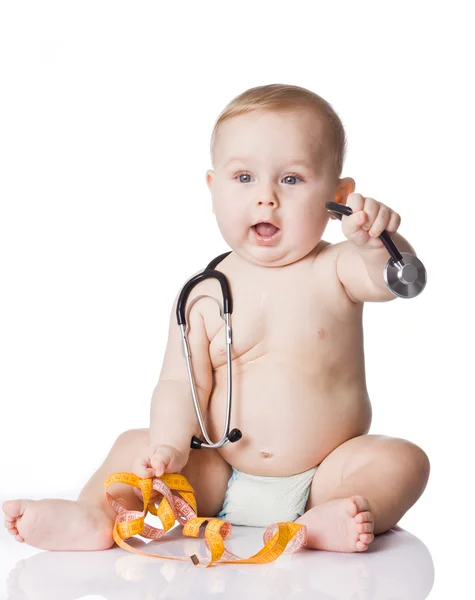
[
  {"left": 297, "top": 495, "right": 375, "bottom": 552},
  {"left": 2, "top": 498, "right": 114, "bottom": 551}
]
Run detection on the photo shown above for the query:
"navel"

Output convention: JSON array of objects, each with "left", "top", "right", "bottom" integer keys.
[
  {"left": 317, "top": 328, "right": 325, "bottom": 339},
  {"left": 261, "top": 451, "right": 273, "bottom": 459}
]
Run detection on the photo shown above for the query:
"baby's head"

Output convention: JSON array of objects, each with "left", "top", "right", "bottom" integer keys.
[{"left": 206, "top": 83, "right": 355, "bottom": 268}]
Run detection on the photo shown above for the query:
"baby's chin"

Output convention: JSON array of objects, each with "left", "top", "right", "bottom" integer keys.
[
  {"left": 218, "top": 225, "right": 320, "bottom": 267},
  {"left": 233, "top": 241, "right": 311, "bottom": 269}
]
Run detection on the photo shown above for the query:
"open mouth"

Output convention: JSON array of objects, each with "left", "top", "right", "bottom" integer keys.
[
  {"left": 252, "top": 222, "right": 280, "bottom": 238},
  {"left": 251, "top": 222, "right": 281, "bottom": 244}
]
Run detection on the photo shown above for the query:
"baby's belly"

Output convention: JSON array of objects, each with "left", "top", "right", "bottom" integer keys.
[{"left": 206, "top": 359, "right": 372, "bottom": 476}]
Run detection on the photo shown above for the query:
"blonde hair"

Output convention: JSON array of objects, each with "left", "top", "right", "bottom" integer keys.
[{"left": 210, "top": 83, "right": 347, "bottom": 178}]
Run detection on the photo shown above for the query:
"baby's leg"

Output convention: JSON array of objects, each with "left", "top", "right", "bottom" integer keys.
[{"left": 3, "top": 428, "right": 232, "bottom": 551}]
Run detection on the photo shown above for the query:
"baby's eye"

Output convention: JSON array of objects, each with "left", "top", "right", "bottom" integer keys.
[
  {"left": 282, "top": 175, "right": 303, "bottom": 185},
  {"left": 236, "top": 172, "right": 253, "bottom": 183},
  {"left": 234, "top": 172, "right": 304, "bottom": 184}
]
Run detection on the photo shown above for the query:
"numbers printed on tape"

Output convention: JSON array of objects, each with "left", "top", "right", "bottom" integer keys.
[{"left": 104, "top": 471, "right": 307, "bottom": 568}]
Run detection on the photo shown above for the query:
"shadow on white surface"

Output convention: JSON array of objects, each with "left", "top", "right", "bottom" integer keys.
[{"left": 1, "top": 523, "right": 434, "bottom": 600}]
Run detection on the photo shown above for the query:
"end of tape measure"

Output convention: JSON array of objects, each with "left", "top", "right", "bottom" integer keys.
[{"left": 190, "top": 554, "right": 200, "bottom": 566}]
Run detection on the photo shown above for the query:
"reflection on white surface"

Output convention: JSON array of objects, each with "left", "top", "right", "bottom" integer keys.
[{"left": 1, "top": 524, "right": 434, "bottom": 600}]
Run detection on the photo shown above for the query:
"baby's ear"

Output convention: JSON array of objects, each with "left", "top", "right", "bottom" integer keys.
[
  {"left": 206, "top": 169, "right": 214, "bottom": 191},
  {"left": 340, "top": 177, "right": 356, "bottom": 201},
  {"left": 206, "top": 170, "right": 216, "bottom": 214}
]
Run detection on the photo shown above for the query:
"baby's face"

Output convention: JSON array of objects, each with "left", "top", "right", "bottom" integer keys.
[{"left": 206, "top": 108, "right": 354, "bottom": 268}]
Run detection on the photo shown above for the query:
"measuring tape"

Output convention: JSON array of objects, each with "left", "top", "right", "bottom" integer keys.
[{"left": 104, "top": 471, "right": 307, "bottom": 568}]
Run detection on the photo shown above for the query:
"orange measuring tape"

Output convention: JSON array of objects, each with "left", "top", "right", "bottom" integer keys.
[{"left": 104, "top": 472, "right": 307, "bottom": 568}]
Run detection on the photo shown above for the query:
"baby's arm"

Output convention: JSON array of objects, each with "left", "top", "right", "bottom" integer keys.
[
  {"left": 149, "top": 271, "right": 213, "bottom": 459},
  {"left": 336, "top": 232, "right": 416, "bottom": 303}
]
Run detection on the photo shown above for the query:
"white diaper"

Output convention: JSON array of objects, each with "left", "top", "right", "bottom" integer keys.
[{"left": 215, "top": 465, "right": 318, "bottom": 527}]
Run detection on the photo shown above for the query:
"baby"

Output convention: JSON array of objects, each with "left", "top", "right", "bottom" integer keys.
[{"left": 3, "top": 83, "right": 430, "bottom": 553}]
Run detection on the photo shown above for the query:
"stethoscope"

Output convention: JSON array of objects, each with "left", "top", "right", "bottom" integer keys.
[{"left": 177, "top": 202, "right": 427, "bottom": 449}]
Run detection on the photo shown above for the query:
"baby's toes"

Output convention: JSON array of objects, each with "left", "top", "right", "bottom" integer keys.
[
  {"left": 359, "top": 533, "right": 374, "bottom": 545},
  {"left": 6, "top": 522, "right": 19, "bottom": 536},
  {"left": 4, "top": 514, "right": 16, "bottom": 529},
  {"left": 3, "top": 500, "right": 21, "bottom": 518},
  {"left": 2, "top": 500, "right": 27, "bottom": 532},
  {"left": 6, "top": 525, "right": 19, "bottom": 536},
  {"left": 356, "top": 539, "right": 369, "bottom": 551},
  {"left": 357, "top": 521, "right": 373, "bottom": 534},
  {"left": 350, "top": 498, "right": 375, "bottom": 551},
  {"left": 2, "top": 501, "right": 19, "bottom": 535},
  {"left": 4, "top": 517, "right": 24, "bottom": 541},
  {"left": 355, "top": 510, "right": 373, "bottom": 524}
]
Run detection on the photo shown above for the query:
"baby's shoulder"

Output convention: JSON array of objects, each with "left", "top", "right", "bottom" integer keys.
[
  {"left": 312, "top": 239, "right": 345, "bottom": 267},
  {"left": 310, "top": 240, "right": 357, "bottom": 300}
]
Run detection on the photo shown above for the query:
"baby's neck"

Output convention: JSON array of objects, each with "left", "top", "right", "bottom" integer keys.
[{"left": 224, "top": 242, "right": 326, "bottom": 272}]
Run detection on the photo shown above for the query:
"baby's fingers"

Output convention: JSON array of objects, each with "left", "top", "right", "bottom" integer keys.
[
  {"left": 133, "top": 454, "right": 155, "bottom": 479},
  {"left": 150, "top": 452, "right": 168, "bottom": 477},
  {"left": 342, "top": 210, "right": 369, "bottom": 245}
]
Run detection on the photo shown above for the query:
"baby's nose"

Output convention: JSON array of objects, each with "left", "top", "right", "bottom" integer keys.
[{"left": 258, "top": 196, "right": 277, "bottom": 206}]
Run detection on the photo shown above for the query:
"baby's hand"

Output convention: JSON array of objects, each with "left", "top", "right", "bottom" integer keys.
[
  {"left": 342, "top": 193, "right": 401, "bottom": 250},
  {"left": 133, "top": 444, "right": 188, "bottom": 479},
  {"left": 132, "top": 444, "right": 188, "bottom": 503}
]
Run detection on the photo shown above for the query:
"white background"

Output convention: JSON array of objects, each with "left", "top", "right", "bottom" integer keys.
[{"left": 0, "top": 1, "right": 473, "bottom": 598}]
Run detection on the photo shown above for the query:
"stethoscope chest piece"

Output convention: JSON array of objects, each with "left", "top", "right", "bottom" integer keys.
[{"left": 384, "top": 252, "right": 426, "bottom": 299}]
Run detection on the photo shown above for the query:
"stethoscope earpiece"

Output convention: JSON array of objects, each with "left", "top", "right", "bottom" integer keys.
[{"left": 325, "top": 202, "right": 427, "bottom": 299}]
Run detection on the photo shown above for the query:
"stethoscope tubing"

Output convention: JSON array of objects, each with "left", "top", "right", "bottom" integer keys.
[
  {"left": 178, "top": 314, "right": 233, "bottom": 449},
  {"left": 177, "top": 252, "right": 236, "bottom": 449}
]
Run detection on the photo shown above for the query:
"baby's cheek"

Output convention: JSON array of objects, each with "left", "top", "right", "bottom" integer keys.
[
  {"left": 216, "top": 209, "right": 246, "bottom": 241},
  {"left": 291, "top": 218, "right": 321, "bottom": 244}
]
